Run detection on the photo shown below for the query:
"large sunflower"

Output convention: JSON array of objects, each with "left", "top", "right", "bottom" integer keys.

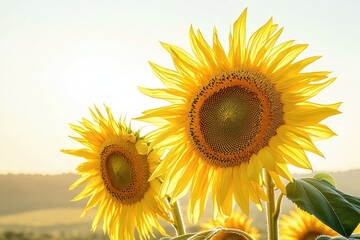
[
  {"left": 201, "top": 210, "right": 260, "bottom": 240},
  {"left": 137, "top": 9, "right": 340, "bottom": 222},
  {"left": 62, "top": 105, "right": 170, "bottom": 240},
  {"left": 279, "top": 208, "right": 339, "bottom": 240}
]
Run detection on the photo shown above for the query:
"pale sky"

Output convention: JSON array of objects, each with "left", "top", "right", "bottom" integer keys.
[{"left": 1, "top": 0, "right": 359, "bottom": 174}]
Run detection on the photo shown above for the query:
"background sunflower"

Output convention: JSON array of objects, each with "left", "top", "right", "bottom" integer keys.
[
  {"left": 279, "top": 207, "right": 339, "bottom": 240},
  {"left": 201, "top": 210, "right": 260, "bottom": 240}
]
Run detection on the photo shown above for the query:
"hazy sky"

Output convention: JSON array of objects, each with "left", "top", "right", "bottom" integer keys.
[{"left": 1, "top": 0, "right": 359, "bottom": 174}]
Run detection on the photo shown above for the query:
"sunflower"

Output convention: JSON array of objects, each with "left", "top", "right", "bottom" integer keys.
[
  {"left": 62, "top": 105, "right": 170, "bottom": 240},
  {"left": 279, "top": 208, "right": 339, "bottom": 240},
  {"left": 201, "top": 210, "right": 260, "bottom": 240},
  {"left": 136, "top": 9, "right": 340, "bottom": 222}
]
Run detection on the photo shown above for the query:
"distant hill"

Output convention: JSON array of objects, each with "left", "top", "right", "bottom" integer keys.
[
  {"left": 1, "top": 170, "right": 359, "bottom": 217},
  {"left": 0, "top": 174, "right": 84, "bottom": 216},
  {"left": 0, "top": 170, "right": 359, "bottom": 239}
]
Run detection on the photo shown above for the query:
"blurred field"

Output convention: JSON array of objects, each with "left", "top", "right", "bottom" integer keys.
[{"left": 0, "top": 208, "right": 94, "bottom": 226}]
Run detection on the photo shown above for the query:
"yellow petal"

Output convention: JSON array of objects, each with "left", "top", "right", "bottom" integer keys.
[{"left": 230, "top": 8, "right": 247, "bottom": 66}]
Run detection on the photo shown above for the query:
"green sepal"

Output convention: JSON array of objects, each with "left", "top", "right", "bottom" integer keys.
[{"left": 313, "top": 172, "right": 336, "bottom": 187}]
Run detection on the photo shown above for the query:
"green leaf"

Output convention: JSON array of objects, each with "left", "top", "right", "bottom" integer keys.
[
  {"left": 159, "top": 229, "right": 220, "bottom": 240},
  {"left": 187, "top": 227, "right": 255, "bottom": 240},
  {"left": 187, "top": 229, "right": 219, "bottom": 240},
  {"left": 286, "top": 178, "right": 360, "bottom": 238},
  {"left": 159, "top": 234, "right": 196, "bottom": 240},
  {"left": 159, "top": 227, "right": 255, "bottom": 240},
  {"left": 314, "top": 172, "right": 336, "bottom": 187},
  {"left": 316, "top": 234, "right": 360, "bottom": 240}
]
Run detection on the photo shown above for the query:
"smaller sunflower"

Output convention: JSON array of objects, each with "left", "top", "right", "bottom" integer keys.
[
  {"left": 201, "top": 210, "right": 260, "bottom": 240},
  {"left": 279, "top": 208, "right": 338, "bottom": 240},
  {"left": 62, "top": 105, "right": 170, "bottom": 240}
]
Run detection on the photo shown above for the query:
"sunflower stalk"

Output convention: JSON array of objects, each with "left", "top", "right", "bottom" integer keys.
[
  {"left": 273, "top": 192, "right": 284, "bottom": 221},
  {"left": 169, "top": 199, "right": 186, "bottom": 236},
  {"left": 264, "top": 171, "right": 279, "bottom": 240}
]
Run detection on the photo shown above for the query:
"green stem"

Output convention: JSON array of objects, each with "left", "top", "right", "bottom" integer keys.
[
  {"left": 169, "top": 199, "right": 186, "bottom": 236},
  {"left": 264, "top": 171, "right": 278, "bottom": 240},
  {"left": 273, "top": 192, "right": 284, "bottom": 221}
]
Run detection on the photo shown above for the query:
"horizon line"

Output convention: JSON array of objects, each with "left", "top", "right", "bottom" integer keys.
[{"left": 1, "top": 168, "right": 359, "bottom": 176}]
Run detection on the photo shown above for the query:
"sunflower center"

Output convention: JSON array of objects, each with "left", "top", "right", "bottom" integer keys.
[
  {"left": 189, "top": 70, "right": 283, "bottom": 167},
  {"left": 200, "top": 86, "right": 262, "bottom": 155},
  {"left": 100, "top": 143, "right": 150, "bottom": 204},
  {"left": 106, "top": 153, "right": 133, "bottom": 191}
]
